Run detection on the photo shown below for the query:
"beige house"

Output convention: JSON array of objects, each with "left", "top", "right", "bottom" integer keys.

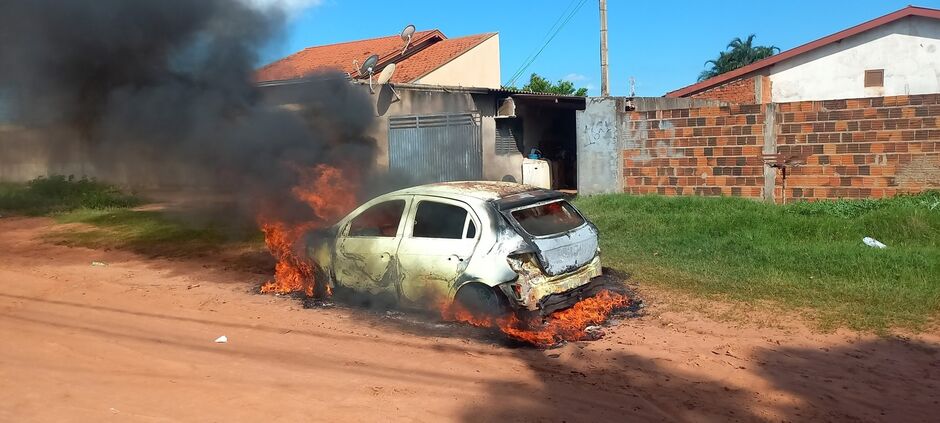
[{"left": 256, "top": 29, "right": 501, "bottom": 89}]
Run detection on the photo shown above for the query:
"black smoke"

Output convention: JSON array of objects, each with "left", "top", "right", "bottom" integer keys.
[{"left": 0, "top": 0, "right": 378, "bottom": 225}]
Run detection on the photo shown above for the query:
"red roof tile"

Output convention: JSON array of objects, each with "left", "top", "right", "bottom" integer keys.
[
  {"left": 256, "top": 30, "right": 495, "bottom": 84},
  {"left": 666, "top": 6, "right": 940, "bottom": 98},
  {"left": 390, "top": 33, "right": 496, "bottom": 82}
]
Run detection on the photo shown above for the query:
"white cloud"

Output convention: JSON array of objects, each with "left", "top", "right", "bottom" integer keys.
[
  {"left": 562, "top": 73, "right": 588, "bottom": 82},
  {"left": 241, "top": 0, "right": 322, "bottom": 15}
]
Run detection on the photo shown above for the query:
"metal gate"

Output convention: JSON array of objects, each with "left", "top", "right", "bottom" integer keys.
[{"left": 388, "top": 112, "right": 483, "bottom": 184}]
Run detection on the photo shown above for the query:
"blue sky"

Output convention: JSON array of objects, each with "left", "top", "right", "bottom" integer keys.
[{"left": 265, "top": 0, "right": 940, "bottom": 96}]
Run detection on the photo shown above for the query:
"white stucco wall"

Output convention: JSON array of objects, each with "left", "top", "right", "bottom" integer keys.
[
  {"left": 414, "top": 34, "right": 500, "bottom": 89},
  {"left": 770, "top": 16, "right": 940, "bottom": 102}
]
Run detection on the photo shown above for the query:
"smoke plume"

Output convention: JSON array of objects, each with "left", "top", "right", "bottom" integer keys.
[{"left": 0, "top": 0, "right": 378, "bottom": 225}]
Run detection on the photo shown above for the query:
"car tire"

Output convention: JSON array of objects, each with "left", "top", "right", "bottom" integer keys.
[{"left": 454, "top": 284, "right": 507, "bottom": 318}]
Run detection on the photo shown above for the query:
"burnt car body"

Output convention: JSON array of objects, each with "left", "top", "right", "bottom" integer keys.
[{"left": 307, "top": 181, "right": 602, "bottom": 315}]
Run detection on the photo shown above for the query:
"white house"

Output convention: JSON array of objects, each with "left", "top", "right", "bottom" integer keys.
[{"left": 667, "top": 6, "right": 940, "bottom": 103}]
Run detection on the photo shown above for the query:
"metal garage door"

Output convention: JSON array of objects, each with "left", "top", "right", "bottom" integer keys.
[{"left": 388, "top": 112, "right": 483, "bottom": 184}]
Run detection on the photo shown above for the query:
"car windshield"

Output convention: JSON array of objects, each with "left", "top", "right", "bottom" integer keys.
[{"left": 510, "top": 200, "right": 585, "bottom": 236}]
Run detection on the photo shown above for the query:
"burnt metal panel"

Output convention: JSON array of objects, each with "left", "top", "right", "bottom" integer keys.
[{"left": 388, "top": 112, "right": 483, "bottom": 183}]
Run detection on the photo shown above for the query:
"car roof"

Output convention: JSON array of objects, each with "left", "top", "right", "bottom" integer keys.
[{"left": 385, "top": 181, "right": 546, "bottom": 202}]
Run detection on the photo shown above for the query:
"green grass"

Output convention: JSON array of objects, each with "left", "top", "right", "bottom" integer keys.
[
  {"left": 49, "top": 208, "right": 262, "bottom": 258},
  {"left": 1, "top": 175, "right": 262, "bottom": 259},
  {"left": 574, "top": 192, "right": 940, "bottom": 331},
  {"left": 0, "top": 175, "right": 140, "bottom": 215}
]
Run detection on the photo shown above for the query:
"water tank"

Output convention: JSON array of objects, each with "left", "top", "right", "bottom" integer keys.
[{"left": 522, "top": 158, "right": 552, "bottom": 189}]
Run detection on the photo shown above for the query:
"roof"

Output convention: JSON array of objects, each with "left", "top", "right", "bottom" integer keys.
[
  {"left": 255, "top": 30, "right": 496, "bottom": 84},
  {"left": 666, "top": 6, "right": 940, "bottom": 98},
  {"left": 392, "top": 33, "right": 496, "bottom": 82},
  {"left": 390, "top": 181, "right": 544, "bottom": 201}
]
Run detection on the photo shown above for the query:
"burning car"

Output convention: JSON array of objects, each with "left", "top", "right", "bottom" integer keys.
[{"left": 306, "top": 181, "right": 603, "bottom": 317}]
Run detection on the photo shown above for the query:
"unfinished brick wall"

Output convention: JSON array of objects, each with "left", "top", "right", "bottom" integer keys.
[
  {"left": 623, "top": 93, "right": 940, "bottom": 202},
  {"left": 684, "top": 74, "right": 772, "bottom": 104},
  {"left": 689, "top": 76, "right": 756, "bottom": 104},
  {"left": 776, "top": 95, "right": 940, "bottom": 201},
  {"left": 624, "top": 104, "right": 766, "bottom": 197}
]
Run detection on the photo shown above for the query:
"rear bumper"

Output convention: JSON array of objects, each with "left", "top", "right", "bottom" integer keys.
[
  {"left": 537, "top": 275, "right": 610, "bottom": 316},
  {"left": 500, "top": 255, "right": 602, "bottom": 312}
]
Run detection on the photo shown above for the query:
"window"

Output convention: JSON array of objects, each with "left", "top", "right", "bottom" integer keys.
[
  {"left": 413, "top": 201, "right": 470, "bottom": 239},
  {"left": 465, "top": 220, "right": 477, "bottom": 239},
  {"left": 348, "top": 200, "right": 405, "bottom": 237},
  {"left": 511, "top": 200, "right": 585, "bottom": 237},
  {"left": 864, "top": 69, "right": 884, "bottom": 88},
  {"left": 495, "top": 118, "right": 522, "bottom": 155}
]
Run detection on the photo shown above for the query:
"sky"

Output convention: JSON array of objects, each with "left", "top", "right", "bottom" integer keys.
[{"left": 263, "top": 0, "right": 940, "bottom": 97}]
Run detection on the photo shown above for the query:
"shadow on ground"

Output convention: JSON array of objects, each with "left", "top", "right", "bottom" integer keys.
[{"left": 455, "top": 336, "right": 939, "bottom": 422}]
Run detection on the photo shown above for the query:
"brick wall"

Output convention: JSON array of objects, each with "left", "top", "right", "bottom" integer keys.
[
  {"left": 776, "top": 95, "right": 940, "bottom": 201},
  {"left": 623, "top": 93, "right": 940, "bottom": 202},
  {"left": 689, "top": 76, "right": 756, "bottom": 104},
  {"left": 686, "top": 74, "right": 772, "bottom": 104},
  {"left": 625, "top": 104, "right": 766, "bottom": 197}
]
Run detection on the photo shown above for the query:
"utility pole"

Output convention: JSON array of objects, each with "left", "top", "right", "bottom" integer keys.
[{"left": 599, "top": 0, "right": 609, "bottom": 97}]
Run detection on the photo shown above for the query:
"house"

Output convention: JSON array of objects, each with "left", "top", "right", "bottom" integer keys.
[
  {"left": 257, "top": 30, "right": 501, "bottom": 89},
  {"left": 258, "top": 30, "right": 586, "bottom": 191},
  {"left": 666, "top": 6, "right": 940, "bottom": 103}
]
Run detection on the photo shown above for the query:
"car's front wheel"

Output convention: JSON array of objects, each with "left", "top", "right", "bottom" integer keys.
[{"left": 454, "top": 284, "right": 508, "bottom": 318}]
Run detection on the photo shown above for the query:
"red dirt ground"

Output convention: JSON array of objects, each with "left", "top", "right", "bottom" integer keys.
[{"left": 1, "top": 216, "right": 938, "bottom": 422}]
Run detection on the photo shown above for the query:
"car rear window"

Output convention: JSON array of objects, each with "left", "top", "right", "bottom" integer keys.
[{"left": 510, "top": 200, "right": 585, "bottom": 236}]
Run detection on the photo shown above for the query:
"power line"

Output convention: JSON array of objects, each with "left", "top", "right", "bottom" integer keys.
[
  {"left": 505, "top": 0, "right": 579, "bottom": 86},
  {"left": 506, "top": 0, "right": 587, "bottom": 86},
  {"left": 505, "top": 0, "right": 589, "bottom": 87}
]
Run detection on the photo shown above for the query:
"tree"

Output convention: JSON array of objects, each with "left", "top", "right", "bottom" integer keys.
[
  {"left": 507, "top": 73, "right": 589, "bottom": 96},
  {"left": 698, "top": 34, "right": 779, "bottom": 81}
]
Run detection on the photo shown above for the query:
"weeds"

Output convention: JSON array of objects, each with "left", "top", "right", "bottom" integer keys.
[
  {"left": 574, "top": 192, "right": 940, "bottom": 331},
  {"left": 0, "top": 175, "right": 140, "bottom": 215}
]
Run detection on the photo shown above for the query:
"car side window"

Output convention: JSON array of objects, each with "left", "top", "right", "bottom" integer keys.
[
  {"left": 348, "top": 200, "right": 405, "bottom": 237},
  {"left": 464, "top": 220, "right": 476, "bottom": 239},
  {"left": 413, "top": 201, "right": 469, "bottom": 240}
]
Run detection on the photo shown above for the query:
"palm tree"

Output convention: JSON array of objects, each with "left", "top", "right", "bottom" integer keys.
[{"left": 698, "top": 34, "right": 779, "bottom": 81}]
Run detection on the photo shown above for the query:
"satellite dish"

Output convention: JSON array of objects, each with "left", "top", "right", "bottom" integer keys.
[
  {"left": 400, "top": 24, "right": 416, "bottom": 55},
  {"left": 377, "top": 63, "right": 396, "bottom": 85},
  {"left": 376, "top": 63, "right": 400, "bottom": 99},
  {"left": 358, "top": 54, "right": 379, "bottom": 77},
  {"left": 354, "top": 54, "right": 381, "bottom": 93}
]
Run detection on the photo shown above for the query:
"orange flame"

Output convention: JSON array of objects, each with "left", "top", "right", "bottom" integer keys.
[
  {"left": 441, "top": 289, "right": 630, "bottom": 347},
  {"left": 258, "top": 164, "right": 358, "bottom": 297}
]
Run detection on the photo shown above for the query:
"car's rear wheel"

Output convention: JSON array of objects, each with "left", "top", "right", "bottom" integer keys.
[{"left": 454, "top": 284, "right": 508, "bottom": 318}]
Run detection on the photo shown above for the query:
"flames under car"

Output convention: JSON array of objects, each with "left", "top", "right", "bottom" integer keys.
[{"left": 306, "top": 181, "right": 602, "bottom": 316}]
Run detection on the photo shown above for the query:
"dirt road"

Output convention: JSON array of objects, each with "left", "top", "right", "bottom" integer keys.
[{"left": 1, "top": 216, "right": 937, "bottom": 422}]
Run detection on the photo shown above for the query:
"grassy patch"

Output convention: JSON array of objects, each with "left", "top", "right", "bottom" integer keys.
[
  {"left": 49, "top": 208, "right": 263, "bottom": 258},
  {"left": 574, "top": 192, "right": 940, "bottom": 331},
  {"left": 0, "top": 175, "right": 140, "bottom": 215}
]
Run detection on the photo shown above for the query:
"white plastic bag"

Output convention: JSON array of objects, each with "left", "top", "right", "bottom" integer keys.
[{"left": 863, "top": 237, "right": 886, "bottom": 249}]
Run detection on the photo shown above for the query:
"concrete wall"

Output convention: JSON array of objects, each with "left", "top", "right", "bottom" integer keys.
[
  {"left": 576, "top": 97, "right": 622, "bottom": 195},
  {"left": 771, "top": 16, "right": 940, "bottom": 102},
  {"left": 415, "top": 34, "right": 501, "bottom": 89},
  {"left": 365, "top": 84, "right": 521, "bottom": 182},
  {"left": 628, "top": 97, "right": 727, "bottom": 111}
]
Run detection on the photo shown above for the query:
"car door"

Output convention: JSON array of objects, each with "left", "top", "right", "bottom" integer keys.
[
  {"left": 333, "top": 197, "right": 410, "bottom": 295},
  {"left": 396, "top": 196, "right": 480, "bottom": 306}
]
